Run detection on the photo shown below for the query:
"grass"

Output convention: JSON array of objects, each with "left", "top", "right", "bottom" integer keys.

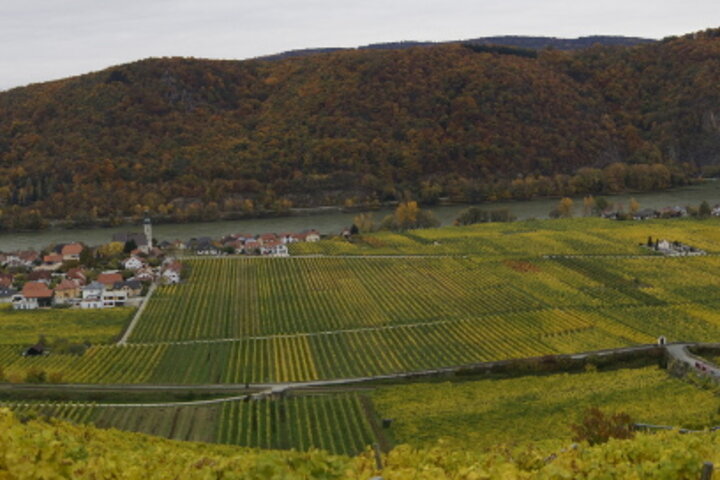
[
  {"left": 371, "top": 366, "right": 720, "bottom": 452},
  {"left": 0, "top": 305, "right": 135, "bottom": 345}
]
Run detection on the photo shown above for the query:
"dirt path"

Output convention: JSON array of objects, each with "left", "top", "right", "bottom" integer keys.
[{"left": 117, "top": 283, "right": 157, "bottom": 345}]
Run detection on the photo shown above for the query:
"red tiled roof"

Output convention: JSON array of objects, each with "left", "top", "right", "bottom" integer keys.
[
  {"left": 22, "top": 281, "right": 53, "bottom": 298},
  {"left": 55, "top": 279, "right": 79, "bottom": 291},
  {"left": 61, "top": 243, "right": 84, "bottom": 256},
  {"left": 97, "top": 273, "right": 123, "bottom": 286},
  {"left": 28, "top": 271, "right": 51, "bottom": 281},
  {"left": 67, "top": 268, "right": 87, "bottom": 280},
  {"left": 17, "top": 251, "right": 39, "bottom": 261},
  {"left": 43, "top": 254, "right": 63, "bottom": 264}
]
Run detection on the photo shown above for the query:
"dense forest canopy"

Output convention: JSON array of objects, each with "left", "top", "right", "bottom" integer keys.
[{"left": 1, "top": 28, "right": 719, "bottom": 229}]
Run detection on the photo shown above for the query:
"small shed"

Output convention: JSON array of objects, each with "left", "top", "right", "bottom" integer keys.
[{"left": 23, "top": 343, "right": 47, "bottom": 357}]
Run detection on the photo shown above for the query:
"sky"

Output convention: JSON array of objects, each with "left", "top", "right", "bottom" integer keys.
[{"left": 1, "top": 0, "right": 717, "bottom": 91}]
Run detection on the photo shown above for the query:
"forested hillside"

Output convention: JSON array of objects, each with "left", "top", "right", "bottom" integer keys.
[{"left": 1, "top": 28, "right": 719, "bottom": 229}]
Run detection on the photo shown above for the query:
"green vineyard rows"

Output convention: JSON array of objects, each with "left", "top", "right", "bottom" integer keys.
[{"left": 2, "top": 393, "right": 378, "bottom": 456}]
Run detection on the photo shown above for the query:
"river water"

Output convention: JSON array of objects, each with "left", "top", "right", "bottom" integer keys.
[{"left": 2, "top": 181, "right": 720, "bottom": 251}]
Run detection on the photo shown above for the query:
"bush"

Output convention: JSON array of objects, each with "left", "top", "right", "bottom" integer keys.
[
  {"left": 571, "top": 407, "right": 635, "bottom": 445},
  {"left": 24, "top": 367, "right": 47, "bottom": 384}
]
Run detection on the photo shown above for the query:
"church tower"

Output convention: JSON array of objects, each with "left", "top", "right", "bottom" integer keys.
[{"left": 144, "top": 213, "right": 153, "bottom": 250}]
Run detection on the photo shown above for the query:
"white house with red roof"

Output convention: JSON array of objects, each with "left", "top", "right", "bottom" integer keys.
[{"left": 61, "top": 243, "right": 84, "bottom": 261}]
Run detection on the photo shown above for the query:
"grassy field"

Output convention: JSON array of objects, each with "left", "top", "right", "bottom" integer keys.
[
  {"left": 372, "top": 366, "right": 720, "bottom": 452},
  {"left": 2, "top": 393, "right": 379, "bottom": 456},
  {"left": 0, "top": 305, "right": 134, "bottom": 345}
]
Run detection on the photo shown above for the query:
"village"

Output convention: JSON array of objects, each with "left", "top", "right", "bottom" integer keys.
[{"left": 0, "top": 216, "right": 326, "bottom": 311}]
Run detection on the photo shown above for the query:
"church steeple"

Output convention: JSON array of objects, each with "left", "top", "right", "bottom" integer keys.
[{"left": 143, "top": 212, "right": 153, "bottom": 250}]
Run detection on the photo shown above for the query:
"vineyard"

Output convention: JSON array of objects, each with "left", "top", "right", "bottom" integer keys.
[
  {"left": 5, "top": 366, "right": 718, "bottom": 457},
  {"left": 2, "top": 393, "right": 379, "bottom": 455},
  {"left": 372, "top": 366, "right": 720, "bottom": 452},
  {"left": 5, "top": 406, "right": 720, "bottom": 478},
  {"left": 4, "top": 254, "right": 720, "bottom": 383},
  {"left": 289, "top": 217, "right": 720, "bottom": 256}
]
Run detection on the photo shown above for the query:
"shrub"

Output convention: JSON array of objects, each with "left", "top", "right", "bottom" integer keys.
[
  {"left": 24, "top": 367, "right": 47, "bottom": 384},
  {"left": 571, "top": 407, "right": 634, "bottom": 445}
]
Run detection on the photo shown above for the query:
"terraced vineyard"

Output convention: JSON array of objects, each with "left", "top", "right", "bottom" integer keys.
[{"left": 2, "top": 393, "right": 378, "bottom": 455}]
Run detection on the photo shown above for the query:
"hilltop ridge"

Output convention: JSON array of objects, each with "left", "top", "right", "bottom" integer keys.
[{"left": 1, "top": 28, "right": 719, "bottom": 229}]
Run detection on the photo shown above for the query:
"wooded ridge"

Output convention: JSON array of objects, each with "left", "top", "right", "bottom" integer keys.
[{"left": 1, "top": 28, "right": 719, "bottom": 229}]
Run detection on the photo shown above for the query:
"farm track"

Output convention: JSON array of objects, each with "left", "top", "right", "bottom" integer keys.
[{"left": 117, "top": 283, "right": 157, "bottom": 345}]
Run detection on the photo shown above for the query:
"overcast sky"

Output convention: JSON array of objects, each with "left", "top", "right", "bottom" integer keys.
[{"left": 1, "top": 0, "right": 717, "bottom": 91}]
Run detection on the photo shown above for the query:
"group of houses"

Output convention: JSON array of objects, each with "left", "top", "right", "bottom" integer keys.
[
  {"left": 173, "top": 229, "right": 322, "bottom": 257},
  {"left": 644, "top": 238, "right": 706, "bottom": 257},
  {"left": 1, "top": 238, "right": 182, "bottom": 310},
  {"left": 601, "top": 203, "right": 720, "bottom": 221}
]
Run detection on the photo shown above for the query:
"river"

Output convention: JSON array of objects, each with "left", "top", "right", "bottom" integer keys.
[{"left": 2, "top": 181, "right": 720, "bottom": 251}]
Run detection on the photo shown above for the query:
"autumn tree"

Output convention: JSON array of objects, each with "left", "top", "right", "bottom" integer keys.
[
  {"left": 556, "top": 197, "right": 574, "bottom": 218},
  {"left": 96, "top": 242, "right": 124, "bottom": 258},
  {"left": 582, "top": 196, "right": 596, "bottom": 216},
  {"left": 380, "top": 201, "right": 440, "bottom": 231},
  {"left": 353, "top": 212, "right": 375, "bottom": 233},
  {"left": 629, "top": 197, "right": 640, "bottom": 215},
  {"left": 699, "top": 200, "right": 712, "bottom": 218}
]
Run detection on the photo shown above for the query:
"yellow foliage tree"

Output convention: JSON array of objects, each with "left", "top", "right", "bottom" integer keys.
[{"left": 558, "top": 197, "right": 574, "bottom": 218}]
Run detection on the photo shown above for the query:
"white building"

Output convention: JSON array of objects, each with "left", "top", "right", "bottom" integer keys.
[
  {"left": 123, "top": 256, "right": 145, "bottom": 271},
  {"left": 11, "top": 294, "right": 38, "bottom": 310}
]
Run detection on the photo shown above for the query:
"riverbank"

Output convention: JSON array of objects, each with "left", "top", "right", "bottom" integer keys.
[{"left": 2, "top": 181, "right": 720, "bottom": 251}]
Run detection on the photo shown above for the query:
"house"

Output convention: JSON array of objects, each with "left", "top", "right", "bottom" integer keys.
[
  {"left": 116, "top": 280, "right": 142, "bottom": 297},
  {"left": 171, "top": 239, "right": 187, "bottom": 250},
  {"left": 13, "top": 282, "right": 54, "bottom": 309},
  {"left": 54, "top": 279, "right": 81, "bottom": 305},
  {"left": 43, "top": 254, "right": 63, "bottom": 265},
  {"left": 97, "top": 272, "right": 124, "bottom": 288},
  {"left": 123, "top": 256, "right": 145, "bottom": 271},
  {"left": 258, "top": 233, "right": 278, "bottom": 245},
  {"left": 17, "top": 251, "right": 40, "bottom": 265},
  {"left": 261, "top": 241, "right": 289, "bottom": 257},
  {"left": 66, "top": 268, "right": 87, "bottom": 285},
  {"left": 195, "top": 240, "right": 221, "bottom": 256},
  {"left": 243, "top": 240, "right": 261, "bottom": 255},
  {"left": 11, "top": 294, "right": 37, "bottom": 310},
  {"left": 133, "top": 267, "right": 155, "bottom": 282},
  {"left": 633, "top": 209, "right": 657, "bottom": 221},
  {"left": 0, "top": 273, "right": 13, "bottom": 288},
  {"left": 279, "top": 233, "right": 295, "bottom": 244},
  {"left": 102, "top": 288, "right": 128, "bottom": 307},
  {"left": 3, "top": 251, "right": 36, "bottom": 269},
  {"left": 162, "top": 268, "right": 181, "bottom": 284},
  {"left": 27, "top": 271, "right": 52, "bottom": 283},
  {"left": 301, "top": 230, "right": 321, "bottom": 242},
  {"left": 61, "top": 243, "right": 84, "bottom": 261},
  {"left": 224, "top": 239, "right": 244, "bottom": 254},
  {"left": 80, "top": 281, "right": 105, "bottom": 309}
]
